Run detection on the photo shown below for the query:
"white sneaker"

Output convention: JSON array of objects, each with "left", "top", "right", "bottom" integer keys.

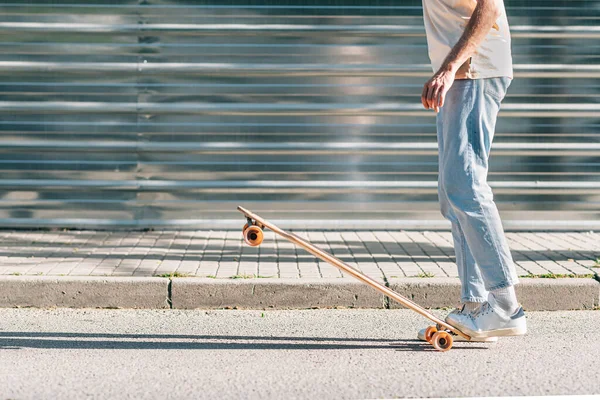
[
  {"left": 417, "top": 305, "right": 498, "bottom": 343},
  {"left": 445, "top": 304, "right": 472, "bottom": 327},
  {"left": 452, "top": 301, "right": 527, "bottom": 339}
]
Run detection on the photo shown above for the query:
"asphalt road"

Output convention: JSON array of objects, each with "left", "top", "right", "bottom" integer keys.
[{"left": 1, "top": 308, "right": 598, "bottom": 399}]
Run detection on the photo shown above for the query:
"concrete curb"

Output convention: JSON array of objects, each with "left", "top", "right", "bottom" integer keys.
[
  {"left": 0, "top": 276, "right": 597, "bottom": 311},
  {"left": 515, "top": 277, "right": 600, "bottom": 311},
  {"left": 387, "top": 278, "right": 600, "bottom": 311},
  {"left": 171, "top": 278, "right": 384, "bottom": 309},
  {"left": 172, "top": 277, "right": 600, "bottom": 311},
  {"left": 0, "top": 276, "right": 170, "bottom": 309}
]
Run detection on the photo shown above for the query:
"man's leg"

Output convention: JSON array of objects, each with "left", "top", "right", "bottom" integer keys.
[
  {"left": 438, "top": 77, "right": 520, "bottom": 312},
  {"left": 437, "top": 105, "right": 488, "bottom": 308}
]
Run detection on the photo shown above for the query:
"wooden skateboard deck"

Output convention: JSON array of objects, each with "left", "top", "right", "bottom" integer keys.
[{"left": 238, "top": 206, "right": 471, "bottom": 351}]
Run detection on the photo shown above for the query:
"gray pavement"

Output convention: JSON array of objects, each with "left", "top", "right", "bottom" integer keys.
[
  {"left": 0, "top": 308, "right": 599, "bottom": 399},
  {"left": 0, "top": 229, "right": 598, "bottom": 279}
]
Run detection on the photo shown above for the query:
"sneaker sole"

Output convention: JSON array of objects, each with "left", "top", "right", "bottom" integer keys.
[{"left": 459, "top": 325, "right": 527, "bottom": 339}]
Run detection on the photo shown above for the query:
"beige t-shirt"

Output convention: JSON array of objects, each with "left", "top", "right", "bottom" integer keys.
[{"left": 422, "top": 0, "right": 513, "bottom": 79}]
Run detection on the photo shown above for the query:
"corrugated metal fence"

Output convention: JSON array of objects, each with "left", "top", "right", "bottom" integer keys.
[{"left": 0, "top": 1, "right": 599, "bottom": 229}]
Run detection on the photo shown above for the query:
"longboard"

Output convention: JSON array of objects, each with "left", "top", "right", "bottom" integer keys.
[{"left": 237, "top": 206, "right": 471, "bottom": 352}]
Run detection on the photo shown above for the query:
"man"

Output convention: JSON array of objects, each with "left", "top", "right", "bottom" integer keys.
[{"left": 418, "top": 0, "right": 527, "bottom": 340}]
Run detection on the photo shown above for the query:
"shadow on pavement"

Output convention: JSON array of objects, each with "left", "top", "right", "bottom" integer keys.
[{"left": 0, "top": 332, "right": 489, "bottom": 351}]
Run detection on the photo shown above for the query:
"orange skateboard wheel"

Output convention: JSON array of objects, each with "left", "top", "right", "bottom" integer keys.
[
  {"left": 424, "top": 326, "right": 437, "bottom": 343},
  {"left": 432, "top": 331, "right": 453, "bottom": 352},
  {"left": 243, "top": 223, "right": 250, "bottom": 232},
  {"left": 244, "top": 225, "right": 264, "bottom": 247}
]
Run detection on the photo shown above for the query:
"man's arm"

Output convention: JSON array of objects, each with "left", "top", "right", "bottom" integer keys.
[{"left": 421, "top": 0, "right": 502, "bottom": 112}]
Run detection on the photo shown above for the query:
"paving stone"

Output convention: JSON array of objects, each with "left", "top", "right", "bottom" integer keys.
[
  {"left": 278, "top": 262, "right": 299, "bottom": 279},
  {"left": 111, "top": 269, "right": 135, "bottom": 277},
  {"left": 216, "top": 261, "right": 239, "bottom": 278},
  {"left": 237, "top": 261, "right": 258, "bottom": 277},
  {"left": 258, "top": 262, "right": 278, "bottom": 278},
  {"left": 377, "top": 261, "right": 404, "bottom": 279},
  {"left": 176, "top": 259, "right": 199, "bottom": 275},
  {"left": 196, "top": 261, "right": 218, "bottom": 277},
  {"left": 436, "top": 261, "right": 457, "bottom": 278},
  {"left": 296, "top": 239, "right": 321, "bottom": 277},
  {"left": 514, "top": 264, "right": 531, "bottom": 277},
  {"left": 373, "top": 231, "right": 408, "bottom": 258},
  {"left": 305, "top": 231, "right": 341, "bottom": 278}
]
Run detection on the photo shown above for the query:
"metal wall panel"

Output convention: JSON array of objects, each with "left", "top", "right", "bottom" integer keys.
[{"left": 0, "top": 1, "right": 598, "bottom": 229}]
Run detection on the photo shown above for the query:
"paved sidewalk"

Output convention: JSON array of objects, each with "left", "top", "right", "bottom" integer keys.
[{"left": 0, "top": 230, "right": 597, "bottom": 279}]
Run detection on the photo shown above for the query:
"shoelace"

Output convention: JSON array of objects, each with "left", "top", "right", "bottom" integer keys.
[
  {"left": 470, "top": 302, "right": 493, "bottom": 319},
  {"left": 450, "top": 304, "right": 468, "bottom": 315}
]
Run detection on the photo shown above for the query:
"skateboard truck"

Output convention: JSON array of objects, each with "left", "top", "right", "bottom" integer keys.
[{"left": 238, "top": 206, "right": 472, "bottom": 352}]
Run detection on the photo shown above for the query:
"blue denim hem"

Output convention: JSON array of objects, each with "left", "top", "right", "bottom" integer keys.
[
  {"left": 487, "top": 278, "right": 519, "bottom": 292},
  {"left": 461, "top": 296, "right": 487, "bottom": 303}
]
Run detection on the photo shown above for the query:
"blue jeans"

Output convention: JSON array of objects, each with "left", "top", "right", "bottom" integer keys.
[{"left": 436, "top": 77, "right": 519, "bottom": 303}]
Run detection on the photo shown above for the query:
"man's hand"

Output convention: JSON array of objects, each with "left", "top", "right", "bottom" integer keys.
[{"left": 421, "top": 69, "right": 456, "bottom": 113}]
